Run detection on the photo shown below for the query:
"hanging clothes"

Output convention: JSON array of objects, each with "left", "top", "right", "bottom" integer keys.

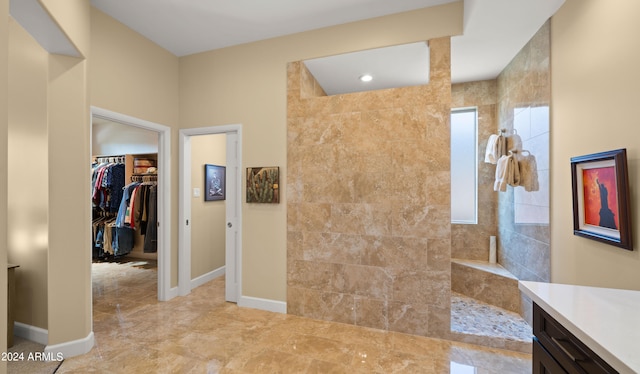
[
  {"left": 93, "top": 155, "right": 158, "bottom": 259},
  {"left": 143, "top": 185, "right": 158, "bottom": 253},
  {"left": 92, "top": 215, "right": 128, "bottom": 258},
  {"left": 92, "top": 159, "right": 125, "bottom": 214},
  {"left": 116, "top": 182, "right": 140, "bottom": 228},
  {"left": 114, "top": 177, "right": 158, "bottom": 254}
]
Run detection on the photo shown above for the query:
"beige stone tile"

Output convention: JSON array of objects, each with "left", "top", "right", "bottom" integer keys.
[
  {"left": 329, "top": 203, "right": 393, "bottom": 236},
  {"left": 390, "top": 204, "right": 451, "bottom": 239},
  {"left": 279, "top": 334, "right": 357, "bottom": 365},
  {"left": 301, "top": 289, "right": 356, "bottom": 324},
  {"left": 302, "top": 232, "right": 365, "bottom": 265},
  {"left": 341, "top": 264, "right": 392, "bottom": 299},
  {"left": 387, "top": 301, "right": 430, "bottom": 336},
  {"left": 361, "top": 235, "right": 429, "bottom": 273},
  {"left": 58, "top": 260, "right": 532, "bottom": 373},
  {"left": 354, "top": 297, "right": 387, "bottom": 330},
  {"left": 227, "top": 348, "right": 312, "bottom": 373}
]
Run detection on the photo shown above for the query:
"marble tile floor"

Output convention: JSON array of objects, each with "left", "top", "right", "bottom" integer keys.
[{"left": 56, "top": 259, "right": 532, "bottom": 373}]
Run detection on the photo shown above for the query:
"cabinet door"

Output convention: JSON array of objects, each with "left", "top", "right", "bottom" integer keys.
[
  {"left": 534, "top": 338, "right": 568, "bottom": 374},
  {"left": 533, "top": 303, "right": 618, "bottom": 374}
]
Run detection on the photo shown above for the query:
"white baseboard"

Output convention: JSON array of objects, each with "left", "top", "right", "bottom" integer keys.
[
  {"left": 165, "top": 286, "right": 179, "bottom": 300},
  {"left": 191, "top": 266, "right": 225, "bottom": 289},
  {"left": 238, "top": 296, "right": 287, "bottom": 314},
  {"left": 44, "top": 331, "right": 94, "bottom": 359},
  {"left": 14, "top": 322, "right": 48, "bottom": 345}
]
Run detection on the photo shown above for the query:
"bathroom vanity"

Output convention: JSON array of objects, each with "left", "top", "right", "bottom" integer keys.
[{"left": 519, "top": 281, "right": 640, "bottom": 374}]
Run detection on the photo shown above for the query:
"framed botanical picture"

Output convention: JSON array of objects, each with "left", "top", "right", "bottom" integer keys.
[
  {"left": 570, "top": 149, "right": 632, "bottom": 250},
  {"left": 246, "top": 167, "right": 279, "bottom": 203},
  {"left": 204, "top": 164, "right": 226, "bottom": 201}
]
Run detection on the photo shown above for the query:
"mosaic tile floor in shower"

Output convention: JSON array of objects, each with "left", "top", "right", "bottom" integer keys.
[{"left": 451, "top": 292, "right": 532, "bottom": 342}]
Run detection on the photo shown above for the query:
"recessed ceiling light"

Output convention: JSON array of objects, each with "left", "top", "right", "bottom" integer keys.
[{"left": 359, "top": 74, "right": 373, "bottom": 82}]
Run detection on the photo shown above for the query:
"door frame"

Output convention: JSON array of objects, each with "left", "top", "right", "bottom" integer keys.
[
  {"left": 90, "top": 106, "right": 173, "bottom": 301},
  {"left": 178, "top": 125, "right": 242, "bottom": 300}
]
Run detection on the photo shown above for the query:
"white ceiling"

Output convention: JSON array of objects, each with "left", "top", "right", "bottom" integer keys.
[
  {"left": 88, "top": 0, "right": 565, "bottom": 93},
  {"left": 14, "top": 0, "right": 566, "bottom": 94},
  {"left": 89, "top": 0, "right": 458, "bottom": 57},
  {"left": 304, "top": 42, "right": 431, "bottom": 95}
]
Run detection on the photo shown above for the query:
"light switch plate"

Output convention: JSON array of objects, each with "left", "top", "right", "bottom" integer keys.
[{"left": 193, "top": 187, "right": 201, "bottom": 197}]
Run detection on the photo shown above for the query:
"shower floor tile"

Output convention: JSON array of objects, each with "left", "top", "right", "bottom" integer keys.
[{"left": 451, "top": 292, "right": 532, "bottom": 342}]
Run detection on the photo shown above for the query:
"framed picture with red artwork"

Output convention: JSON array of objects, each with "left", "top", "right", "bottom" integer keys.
[{"left": 571, "top": 148, "right": 632, "bottom": 250}]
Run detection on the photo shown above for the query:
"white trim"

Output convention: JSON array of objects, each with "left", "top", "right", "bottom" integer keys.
[
  {"left": 14, "top": 322, "right": 48, "bottom": 345},
  {"left": 44, "top": 331, "right": 94, "bottom": 359},
  {"left": 178, "top": 125, "right": 243, "bottom": 302},
  {"left": 191, "top": 266, "right": 225, "bottom": 289},
  {"left": 90, "top": 107, "right": 173, "bottom": 301},
  {"left": 178, "top": 131, "right": 191, "bottom": 296},
  {"left": 167, "top": 287, "right": 179, "bottom": 300},
  {"left": 238, "top": 296, "right": 287, "bottom": 314}
]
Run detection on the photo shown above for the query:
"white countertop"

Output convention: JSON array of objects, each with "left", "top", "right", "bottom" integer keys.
[{"left": 519, "top": 281, "right": 640, "bottom": 374}]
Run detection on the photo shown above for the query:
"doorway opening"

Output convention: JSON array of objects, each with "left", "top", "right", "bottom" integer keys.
[
  {"left": 90, "top": 107, "right": 172, "bottom": 302},
  {"left": 179, "top": 125, "right": 242, "bottom": 302}
]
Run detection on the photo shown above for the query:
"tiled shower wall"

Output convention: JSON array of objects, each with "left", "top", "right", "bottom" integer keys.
[
  {"left": 286, "top": 38, "right": 452, "bottom": 338},
  {"left": 496, "top": 21, "right": 551, "bottom": 285},
  {"left": 451, "top": 80, "right": 499, "bottom": 261}
]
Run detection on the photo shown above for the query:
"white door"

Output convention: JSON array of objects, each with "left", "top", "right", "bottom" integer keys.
[
  {"left": 225, "top": 132, "right": 239, "bottom": 302},
  {"left": 178, "top": 125, "right": 242, "bottom": 301}
]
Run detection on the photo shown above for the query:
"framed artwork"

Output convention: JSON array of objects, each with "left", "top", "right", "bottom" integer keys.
[
  {"left": 246, "top": 167, "right": 279, "bottom": 203},
  {"left": 571, "top": 149, "right": 632, "bottom": 250},
  {"left": 204, "top": 164, "right": 226, "bottom": 201}
]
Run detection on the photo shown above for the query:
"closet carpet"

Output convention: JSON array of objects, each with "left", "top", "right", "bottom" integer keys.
[{"left": 55, "top": 259, "right": 532, "bottom": 373}]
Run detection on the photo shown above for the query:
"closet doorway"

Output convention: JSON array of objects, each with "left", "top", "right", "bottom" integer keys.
[
  {"left": 179, "top": 125, "right": 242, "bottom": 302},
  {"left": 90, "top": 107, "right": 172, "bottom": 301}
]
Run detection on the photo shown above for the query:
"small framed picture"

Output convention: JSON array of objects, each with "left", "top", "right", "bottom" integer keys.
[
  {"left": 246, "top": 167, "right": 279, "bottom": 203},
  {"left": 571, "top": 149, "right": 632, "bottom": 250},
  {"left": 204, "top": 164, "right": 226, "bottom": 201}
]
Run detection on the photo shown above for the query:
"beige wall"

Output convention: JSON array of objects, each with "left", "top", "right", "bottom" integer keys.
[
  {"left": 7, "top": 18, "right": 49, "bottom": 329},
  {"left": 190, "top": 134, "right": 226, "bottom": 279},
  {"left": 0, "top": 0, "right": 8, "bottom": 368},
  {"left": 46, "top": 2, "right": 92, "bottom": 346},
  {"left": 551, "top": 0, "right": 640, "bottom": 289},
  {"left": 90, "top": 7, "right": 180, "bottom": 287},
  {"left": 287, "top": 38, "right": 452, "bottom": 338},
  {"left": 7, "top": 0, "right": 92, "bottom": 347},
  {"left": 180, "top": 1, "right": 463, "bottom": 302}
]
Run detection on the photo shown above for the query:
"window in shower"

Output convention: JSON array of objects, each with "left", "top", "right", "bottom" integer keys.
[{"left": 451, "top": 108, "right": 478, "bottom": 224}]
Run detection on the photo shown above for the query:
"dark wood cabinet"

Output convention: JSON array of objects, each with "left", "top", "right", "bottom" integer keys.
[
  {"left": 532, "top": 303, "right": 618, "bottom": 374},
  {"left": 534, "top": 338, "right": 568, "bottom": 374}
]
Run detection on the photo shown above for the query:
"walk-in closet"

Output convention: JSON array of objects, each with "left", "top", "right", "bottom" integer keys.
[
  {"left": 91, "top": 117, "right": 160, "bottom": 310},
  {"left": 92, "top": 153, "right": 158, "bottom": 260}
]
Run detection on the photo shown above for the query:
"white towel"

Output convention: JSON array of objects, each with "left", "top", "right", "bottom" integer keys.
[
  {"left": 506, "top": 154, "right": 520, "bottom": 188},
  {"left": 518, "top": 153, "right": 539, "bottom": 192},
  {"left": 484, "top": 134, "right": 506, "bottom": 164},
  {"left": 494, "top": 154, "right": 520, "bottom": 191}
]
